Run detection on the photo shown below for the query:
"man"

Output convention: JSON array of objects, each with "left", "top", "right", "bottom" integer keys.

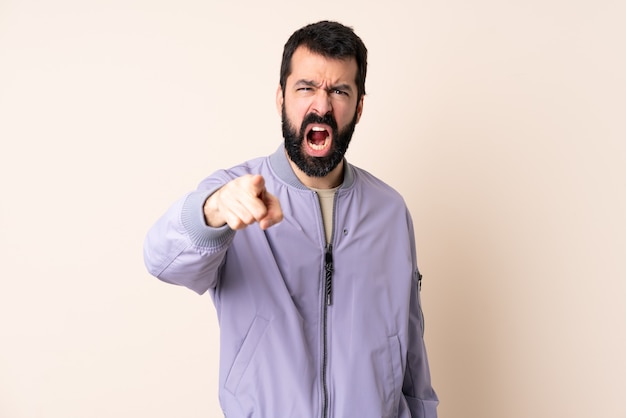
[{"left": 144, "top": 20, "right": 438, "bottom": 418}]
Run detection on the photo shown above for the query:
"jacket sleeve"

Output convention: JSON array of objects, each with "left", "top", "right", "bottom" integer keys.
[
  {"left": 143, "top": 187, "right": 236, "bottom": 295},
  {"left": 403, "top": 210, "right": 439, "bottom": 417}
]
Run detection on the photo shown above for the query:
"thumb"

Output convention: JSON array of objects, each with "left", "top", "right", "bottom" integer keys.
[{"left": 258, "top": 190, "right": 283, "bottom": 230}]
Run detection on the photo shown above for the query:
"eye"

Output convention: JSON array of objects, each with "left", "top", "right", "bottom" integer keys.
[{"left": 332, "top": 89, "right": 349, "bottom": 96}]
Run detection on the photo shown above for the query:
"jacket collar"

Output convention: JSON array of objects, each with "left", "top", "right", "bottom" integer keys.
[{"left": 269, "top": 145, "right": 355, "bottom": 190}]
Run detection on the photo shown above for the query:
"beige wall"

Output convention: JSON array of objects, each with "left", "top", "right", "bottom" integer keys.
[{"left": 1, "top": 1, "right": 624, "bottom": 417}]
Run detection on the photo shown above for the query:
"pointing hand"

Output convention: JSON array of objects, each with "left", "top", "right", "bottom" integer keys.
[{"left": 203, "top": 174, "right": 283, "bottom": 230}]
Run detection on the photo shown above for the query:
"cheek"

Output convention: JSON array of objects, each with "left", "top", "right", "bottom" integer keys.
[
  {"left": 285, "top": 101, "right": 309, "bottom": 126},
  {"left": 335, "top": 106, "right": 357, "bottom": 128}
]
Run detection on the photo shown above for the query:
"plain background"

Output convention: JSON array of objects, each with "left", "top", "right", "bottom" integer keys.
[{"left": 1, "top": 1, "right": 625, "bottom": 417}]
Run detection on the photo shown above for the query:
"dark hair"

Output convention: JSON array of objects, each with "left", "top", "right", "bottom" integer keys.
[{"left": 279, "top": 21, "right": 368, "bottom": 100}]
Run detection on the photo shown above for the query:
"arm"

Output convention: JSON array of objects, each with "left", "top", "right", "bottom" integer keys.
[
  {"left": 143, "top": 188, "right": 235, "bottom": 294},
  {"left": 402, "top": 269, "right": 439, "bottom": 417},
  {"left": 143, "top": 174, "right": 283, "bottom": 294},
  {"left": 403, "top": 210, "right": 439, "bottom": 417}
]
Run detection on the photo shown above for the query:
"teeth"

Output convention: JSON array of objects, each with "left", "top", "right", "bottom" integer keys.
[
  {"left": 309, "top": 138, "right": 328, "bottom": 150},
  {"left": 312, "top": 127, "right": 325, "bottom": 131}
]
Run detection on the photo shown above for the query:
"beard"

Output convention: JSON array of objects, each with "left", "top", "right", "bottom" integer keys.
[{"left": 282, "top": 107, "right": 358, "bottom": 178}]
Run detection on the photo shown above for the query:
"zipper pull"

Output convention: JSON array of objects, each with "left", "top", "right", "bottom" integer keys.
[{"left": 325, "top": 244, "right": 334, "bottom": 305}]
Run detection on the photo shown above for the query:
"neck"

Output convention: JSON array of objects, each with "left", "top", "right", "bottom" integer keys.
[{"left": 288, "top": 157, "right": 344, "bottom": 189}]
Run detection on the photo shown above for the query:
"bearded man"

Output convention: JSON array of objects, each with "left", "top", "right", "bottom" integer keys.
[{"left": 144, "top": 20, "right": 438, "bottom": 418}]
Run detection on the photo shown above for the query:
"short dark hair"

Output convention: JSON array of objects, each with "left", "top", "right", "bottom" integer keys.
[{"left": 279, "top": 21, "right": 368, "bottom": 100}]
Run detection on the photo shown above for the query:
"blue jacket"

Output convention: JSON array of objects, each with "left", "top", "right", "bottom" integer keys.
[{"left": 144, "top": 146, "right": 438, "bottom": 417}]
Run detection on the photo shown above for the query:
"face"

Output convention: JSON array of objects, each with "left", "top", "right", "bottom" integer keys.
[{"left": 277, "top": 46, "right": 364, "bottom": 179}]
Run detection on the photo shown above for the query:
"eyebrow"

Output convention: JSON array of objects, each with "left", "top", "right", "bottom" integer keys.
[{"left": 295, "top": 79, "right": 354, "bottom": 93}]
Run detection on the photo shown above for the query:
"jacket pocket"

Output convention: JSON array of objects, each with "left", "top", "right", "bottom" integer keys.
[
  {"left": 225, "top": 315, "right": 269, "bottom": 395},
  {"left": 386, "top": 334, "right": 404, "bottom": 417}
]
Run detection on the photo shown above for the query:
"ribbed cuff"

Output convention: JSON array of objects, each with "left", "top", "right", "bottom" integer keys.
[{"left": 180, "top": 189, "right": 235, "bottom": 250}]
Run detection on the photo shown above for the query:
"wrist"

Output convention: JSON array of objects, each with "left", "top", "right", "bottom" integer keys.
[{"left": 203, "top": 192, "right": 226, "bottom": 228}]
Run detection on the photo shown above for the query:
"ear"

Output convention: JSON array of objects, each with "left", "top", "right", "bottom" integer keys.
[
  {"left": 355, "top": 95, "right": 365, "bottom": 124},
  {"left": 275, "top": 85, "right": 284, "bottom": 116}
]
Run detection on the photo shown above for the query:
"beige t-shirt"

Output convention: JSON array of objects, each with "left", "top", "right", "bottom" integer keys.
[{"left": 311, "top": 186, "right": 339, "bottom": 245}]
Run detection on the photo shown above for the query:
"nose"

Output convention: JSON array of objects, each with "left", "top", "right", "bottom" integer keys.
[{"left": 311, "top": 89, "right": 332, "bottom": 116}]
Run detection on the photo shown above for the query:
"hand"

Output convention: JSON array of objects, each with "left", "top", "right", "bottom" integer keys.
[{"left": 203, "top": 174, "right": 283, "bottom": 230}]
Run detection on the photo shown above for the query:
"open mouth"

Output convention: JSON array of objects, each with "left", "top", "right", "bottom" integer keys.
[{"left": 306, "top": 125, "right": 331, "bottom": 152}]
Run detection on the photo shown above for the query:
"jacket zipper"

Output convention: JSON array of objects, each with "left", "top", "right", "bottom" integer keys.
[
  {"left": 316, "top": 189, "right": 337, "bottom": 418},
  {"left": 322, "top": 243, "right": 333, "bottom": 418},
  {"left": 325, "top": 245, "right": 334, "bottom": 306}
]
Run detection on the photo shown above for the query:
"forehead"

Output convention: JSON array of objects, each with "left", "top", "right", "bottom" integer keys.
[{"left": 287, "top": 46, "right": 358, "bottom": 87}]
